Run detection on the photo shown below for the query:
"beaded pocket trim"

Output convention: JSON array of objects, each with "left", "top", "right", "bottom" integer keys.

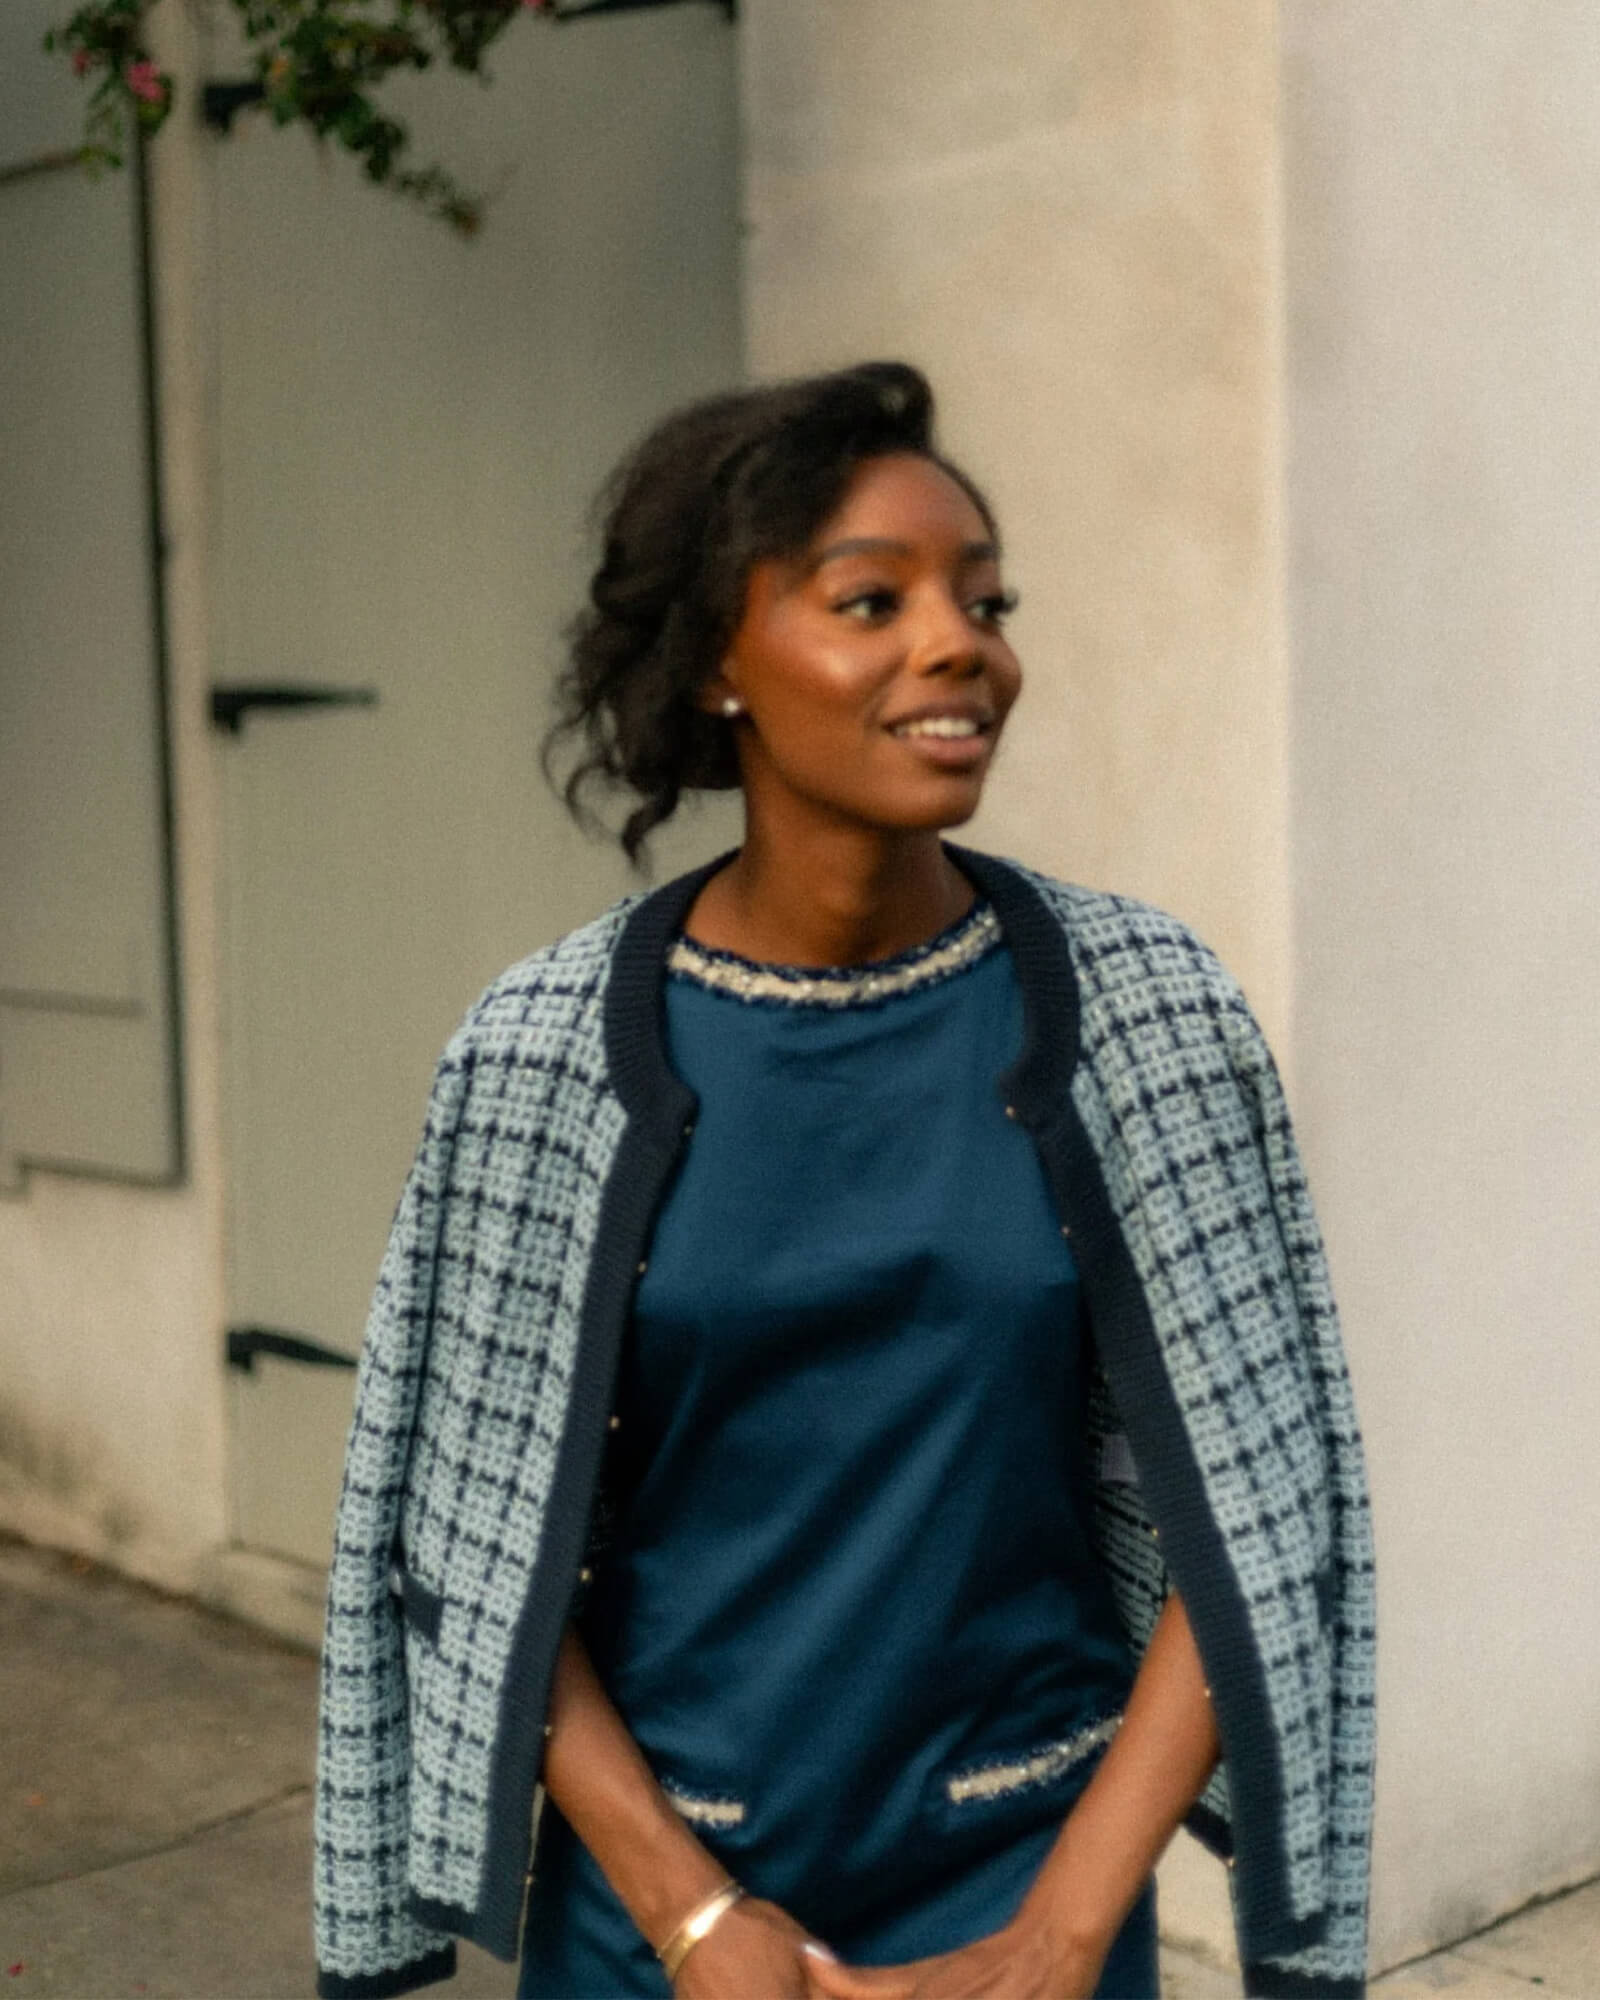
[
  {"left": 668, "top": 904, "right": 1001, "bottom": 1009},
  {"left": 661, "top": 1782, "right": 747, "bottom": 1830},
  {"left": 945, "top": 1714, "right": 1122, "bottom": 1806}
]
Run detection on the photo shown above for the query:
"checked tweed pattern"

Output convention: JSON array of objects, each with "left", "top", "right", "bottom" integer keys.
[
  {"left": 314, "top": 870, "right": 1375, "bottom": 1996},
  {"left": 315, "top": 899, "right": 640, "bottom": 1985}
]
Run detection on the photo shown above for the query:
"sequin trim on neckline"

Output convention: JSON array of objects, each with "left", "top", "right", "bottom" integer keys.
[{"left": 667, "top": 902, "right": 1002, "bottom": 1008}]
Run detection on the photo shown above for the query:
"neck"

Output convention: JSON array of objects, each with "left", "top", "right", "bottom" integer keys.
[{"left": 688, "top": 815, "right": 974, "bottom": 967}]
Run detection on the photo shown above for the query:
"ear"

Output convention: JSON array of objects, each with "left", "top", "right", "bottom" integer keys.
[{"left": 695, "top": 671, "right": 745, "bottom": 720}]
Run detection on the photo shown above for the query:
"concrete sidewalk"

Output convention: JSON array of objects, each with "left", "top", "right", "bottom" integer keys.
[{"left": 3, "top": 1537, "right": 1594, "bottom": 1999}]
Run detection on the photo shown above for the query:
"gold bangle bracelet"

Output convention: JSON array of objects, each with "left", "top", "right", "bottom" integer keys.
[{"left": 657, "top": 1880, "right": 746, "bottom": 1983}]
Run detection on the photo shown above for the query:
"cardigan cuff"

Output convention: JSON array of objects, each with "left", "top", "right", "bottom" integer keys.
[
  {"left": 1243, "top": 1962, "right": 1364, "bottom": 1999},
  {"left": 316, "top": 1943, "right": 457, "bottom": 1999},
  {"left": 1182, "top": 1797, "right": 1235, "bottom": 1862}
]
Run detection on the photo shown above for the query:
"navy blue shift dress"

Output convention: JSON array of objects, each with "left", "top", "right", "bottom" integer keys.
[{"left": 518, "top": 904, "right": 1157, "bottom": 1998}]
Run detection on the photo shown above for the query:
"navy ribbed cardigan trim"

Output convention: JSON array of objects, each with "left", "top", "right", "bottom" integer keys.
[
  {"left": 469, "top": 859, "right": 712, "bottom": 1960},
  {"left": 953, "top": 848, "right": 1315, "bottom": 1962},
  {"left": 453, "top": 846, "right": 1318, "bottom": 1968},
  {"left": 315, "top": 1942, "right": 456, "bottom": 1999},
  {"left": 1245, "top": 1969, "right": 1365, "bottom": 2000}
]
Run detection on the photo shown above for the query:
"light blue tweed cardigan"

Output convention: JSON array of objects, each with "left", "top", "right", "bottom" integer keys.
[{"left": 314, "top": 849, "right": 1376, "bottom": 1999}]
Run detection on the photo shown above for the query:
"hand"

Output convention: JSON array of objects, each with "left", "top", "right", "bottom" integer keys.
[
  {"left": 675, "top": 1895, "right": 834, "bottom": 2000},
  {"left": 800, "top": 1911, "right": 1106, "bottom": 2000}
]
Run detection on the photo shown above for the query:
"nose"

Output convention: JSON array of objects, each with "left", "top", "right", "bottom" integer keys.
[{"left": 907, "top": 582, "right": 985, "bottom": 678}]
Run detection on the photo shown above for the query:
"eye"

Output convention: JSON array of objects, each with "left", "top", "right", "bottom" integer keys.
[
  {"left": 834, "top": 586, "right": 901, "bottom": 623},
  {"left": 967, "top": 588, "right": 1019, "bottom": 629}
]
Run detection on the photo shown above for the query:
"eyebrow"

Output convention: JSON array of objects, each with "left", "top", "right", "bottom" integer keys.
[{"left": 808, "top": 536, "right": 999, "bottom": 570}]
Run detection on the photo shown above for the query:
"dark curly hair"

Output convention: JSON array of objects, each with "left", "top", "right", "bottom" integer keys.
[{"left": 542, "top": 359, "right": 997, "bottom": 864}]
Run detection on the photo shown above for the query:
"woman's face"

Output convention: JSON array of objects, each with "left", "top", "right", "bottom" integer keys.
[{"left": 707, "top": 452, "right": 1022, "bottom": 839}]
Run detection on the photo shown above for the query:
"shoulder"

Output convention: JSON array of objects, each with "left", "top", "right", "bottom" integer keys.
[
  {"left": 976, "top": 853, "right": 1251, "bottom": 1020},
  {"left": 981, "top": 860, "right": 1295, "bottom": 1153},
  {"left": 431, "top": 892, "right": 649, "bottom": 1090},
  {"left": 465, "top": 896, "right": 645, "bottom": 1032}
]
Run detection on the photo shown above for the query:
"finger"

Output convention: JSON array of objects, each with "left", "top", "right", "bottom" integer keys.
[{"left": 801, "top": 1946, "right": 913, "bottom": 2000}]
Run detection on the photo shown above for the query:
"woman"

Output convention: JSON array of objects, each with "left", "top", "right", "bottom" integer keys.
[{"left": 313, "top": 364, "right": 1375, "bottom": 2000}]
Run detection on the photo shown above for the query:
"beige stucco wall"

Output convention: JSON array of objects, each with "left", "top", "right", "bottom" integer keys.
[
  {"left": 740, "top": 0, "right": 1290, "bottom": 1053},
  {"left": 0, "top": 0, "right": 233, "bottom": 1599},
  {"left": 1282, "top": 2, "right": 1600, "bottom": 1964}
]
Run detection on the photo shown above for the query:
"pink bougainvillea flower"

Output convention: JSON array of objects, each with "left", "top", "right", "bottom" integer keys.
[
  {"left": 72, "top": 47, "right": 93, "bottom": 75},
  {"left": 125, "top": 59, "right": 166, "bottom": 104}
]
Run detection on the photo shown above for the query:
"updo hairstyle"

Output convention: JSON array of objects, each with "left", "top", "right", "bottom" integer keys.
[{"left": 543, "top": 360, "right": 996, "bottom": 863}]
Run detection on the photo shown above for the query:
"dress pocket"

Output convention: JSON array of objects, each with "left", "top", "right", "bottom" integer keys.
[
  {"left": 659, "top": 1778, "right": 748, "bottom": 1833},
  {"left": 928, "top": 1713, "right": 1122, "bottom": 1835}
]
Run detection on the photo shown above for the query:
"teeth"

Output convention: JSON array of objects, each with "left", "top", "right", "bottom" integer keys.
[{"left": 895, "top": 716, "right": 981, "bottom": 739}]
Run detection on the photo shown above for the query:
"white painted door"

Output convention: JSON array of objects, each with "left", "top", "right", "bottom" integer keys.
[{"left": 216, "top": 9, "right": 741, "bottom": 1568}]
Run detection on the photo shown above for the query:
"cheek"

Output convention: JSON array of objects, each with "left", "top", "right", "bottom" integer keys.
[{"left": 765, "top": 639, "right": 895, "bottom": 720}]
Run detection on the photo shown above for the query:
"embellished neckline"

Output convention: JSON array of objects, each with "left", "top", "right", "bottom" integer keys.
[{"left": 667, "top": 901, "right": 1002, "bottom": 1009}]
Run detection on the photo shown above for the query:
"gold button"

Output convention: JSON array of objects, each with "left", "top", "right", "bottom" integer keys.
[
  {"left": 1004, "top": 1105, "right": 1017, "bottom": 1120},
  {"left": 636, "top": 1259, "right": 649, "bottom": 1276},
  {"left": 608, "top": 1414, "right": 621, "bottom": 1432},
  {"left": 1060, "top": 1223, "right": 1072, "bottom": 1238},
  {"left": 579, "top": 1566, "right": 593, "bottom": 1586}
]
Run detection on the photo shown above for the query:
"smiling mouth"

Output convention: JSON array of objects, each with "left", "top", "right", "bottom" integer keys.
[{"left": 888, "top": 715, "right": 990, "bottom": 740}]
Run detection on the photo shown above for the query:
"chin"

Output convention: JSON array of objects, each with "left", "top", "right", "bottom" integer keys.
[{"left": 871, "top": 784, "right": 989, "bottom": 835}]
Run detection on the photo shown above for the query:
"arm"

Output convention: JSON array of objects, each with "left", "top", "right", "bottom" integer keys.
[
  {"left": 1011, "top": 1588, "right": 1220, "bottom": 1978},
  {"left": 542, "top": 1628, "right": 826, "bottom": 1997},
  {"left": 806, "top": 1588, "right": 1219, "bottom": 2000}
]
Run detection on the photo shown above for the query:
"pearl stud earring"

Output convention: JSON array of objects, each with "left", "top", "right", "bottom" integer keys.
[{"left": 720, "top": 696, "right": 743, "bottom": 718}]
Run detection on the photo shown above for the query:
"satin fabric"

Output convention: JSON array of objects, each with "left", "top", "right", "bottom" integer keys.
[{"left": 522, "top": 921, "right": 1142, "bottom": 1996}]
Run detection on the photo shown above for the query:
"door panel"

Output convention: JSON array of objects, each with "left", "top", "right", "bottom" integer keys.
[
  {"left": 218, "top": 10, "right": 741, "bottom": 1567},
  {"left": 0, "top": 0, "right": 182, "bottom": 1191}
]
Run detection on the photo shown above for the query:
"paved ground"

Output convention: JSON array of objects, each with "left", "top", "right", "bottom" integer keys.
[{"left": 2, "top": 1537, "right": 1595, "bottom": 1999}]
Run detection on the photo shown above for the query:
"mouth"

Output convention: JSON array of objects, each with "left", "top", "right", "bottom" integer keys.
[
  {"left": 888, "top": 714, "right": 989, "bottom": 741},
  {"left": 884, "top": 708, "right": 996, "bottom": 771}
]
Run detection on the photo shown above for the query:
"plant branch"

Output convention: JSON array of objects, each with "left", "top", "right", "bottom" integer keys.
[{"left": 45, "top": 0, "right": 731, "bottom": 232}]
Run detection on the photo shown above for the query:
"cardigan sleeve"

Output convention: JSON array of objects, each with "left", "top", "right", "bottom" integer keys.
[
  {"left": 313, "top": 1045, "right": 471, "bottom": 1999},
  {"left": 1223, "top": 1002, "right": 1378, "bottom": 2000}
]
